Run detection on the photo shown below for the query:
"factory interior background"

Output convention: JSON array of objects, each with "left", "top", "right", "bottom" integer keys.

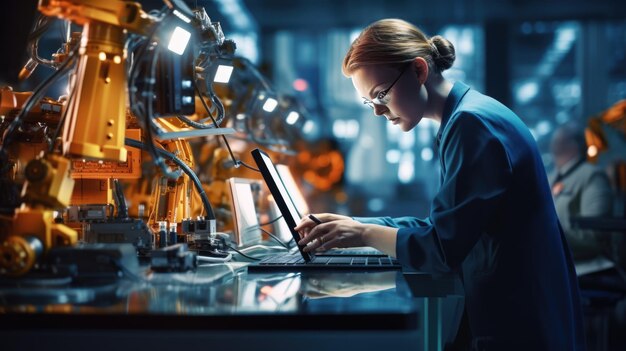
[
  {"left": 1, "top": 0, "right": 625, "bottom": 350},
  {"left": 2, "top": 0, "right": 625, "bottom": 218}
]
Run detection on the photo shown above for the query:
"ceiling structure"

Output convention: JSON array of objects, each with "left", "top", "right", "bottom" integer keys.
[{"left": 238, "top": 0, "right": 626, "bottom": 32}]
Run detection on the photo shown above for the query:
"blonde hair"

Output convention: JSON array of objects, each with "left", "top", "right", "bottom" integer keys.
[{"left": 342, "top": 19, "right": 456, "bottom": 77}]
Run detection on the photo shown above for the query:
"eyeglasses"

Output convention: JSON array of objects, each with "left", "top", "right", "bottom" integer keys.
[{"left": 362, "top": 63, "right": 411, "bottom": 109}]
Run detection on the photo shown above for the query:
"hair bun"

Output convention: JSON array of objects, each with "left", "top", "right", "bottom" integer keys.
[{"left": 430, "top": 35, "right": 456, "bottom": 72}]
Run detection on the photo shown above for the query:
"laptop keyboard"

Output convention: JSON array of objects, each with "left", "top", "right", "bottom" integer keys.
[
  {"left": 317, "top": 248, "right": 386, "bottom": 257},
  {"left": 248, "top": 252, "right": 401, "bottom": 271}
]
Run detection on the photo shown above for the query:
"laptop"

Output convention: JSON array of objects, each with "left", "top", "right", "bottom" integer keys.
[
  {"left": 248, "top": 148, "right": 400, "bottom": 271},
  {"left": 226, "top": 177, "right": 263, "bottom": 247}
]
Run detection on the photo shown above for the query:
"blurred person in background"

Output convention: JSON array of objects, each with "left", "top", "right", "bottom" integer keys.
[{"left": 549, "top": 121, "right": 614, "bottom": 261}]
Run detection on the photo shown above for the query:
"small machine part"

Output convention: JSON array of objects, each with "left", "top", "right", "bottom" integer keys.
[
  {"left": 153, "top": 45, "right": 196, "bottom": 116},
  {"left": 70, "top": 129, "right": 142, "bottom": 179},
  {"left": 181, "top": 217, "right": 217, "bottom": 236},
  {"left": 45, "top": 243, "right": 139, "bottom": 281},
  {"left": 190, "top": 234, "right": 229, "bottom": 258},
  {"left": 158, "top": 221, "right": 167, "bottom": 248},
  {"left": 181, "top": 217, "right": 223, "bottom": 256},
  {"left": 0, "top": 154, "right": 78, "bottom": 277},
  {"left": 21, "top": 154, "right": 75, "bottom": 209},
  {"left": 0, "top": 236, "right": 44, "bottom": 276},
  {"left": 150, "top": 243, "right": 197, "bottom": 273},
  {"left": 168, "top": 223, "right": 178, "bottom": 245},
  {"left": 81, "top": 179, "right": 154, "bottom": 255},
  {"left": 67, "top": 204, "right": 111, "bottom": 222},
  {"left": 83, "top": 220, "right": 153, "bottom": 256}
]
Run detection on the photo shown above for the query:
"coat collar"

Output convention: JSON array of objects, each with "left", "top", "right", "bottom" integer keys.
[{"left": 436, "top": 81, "right": 471, "bottom": 145}]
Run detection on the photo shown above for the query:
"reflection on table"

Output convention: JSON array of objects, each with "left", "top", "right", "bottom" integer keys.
[
  {"left": 1, "top": 263, "right": 418, "bottom": 328},
  {"left": 1, "top": 262, "right": 464, "bottom": 351}
]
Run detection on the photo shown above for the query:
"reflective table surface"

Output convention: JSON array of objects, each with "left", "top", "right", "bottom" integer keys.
[
  {"left": 1, "top": 262, "right": 464, "bottom": 351},
  {"left": 0, "top": 263, "right": 422, "bottom": 329}
]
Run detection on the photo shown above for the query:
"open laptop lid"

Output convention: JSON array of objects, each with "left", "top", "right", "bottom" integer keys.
[
  {"left": 226, "top": 178, "right": 262, "bottom": 247},
  {"left": 251, "top": 148, "right": 314, "bottom": 262}
]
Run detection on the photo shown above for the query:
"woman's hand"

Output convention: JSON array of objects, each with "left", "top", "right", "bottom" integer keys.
[
  {"left": 294, "top": 213, "right": 350, "bottom": 239},
  {"left": 294, "top": 213, "right": 369, "bottom": 252}
]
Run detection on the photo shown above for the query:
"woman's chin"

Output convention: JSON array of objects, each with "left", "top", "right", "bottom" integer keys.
[{"left": 401, "top": 118, "right": 421, "bottom": 132}]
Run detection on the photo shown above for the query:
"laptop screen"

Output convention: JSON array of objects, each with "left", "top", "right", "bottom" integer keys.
[
  {"left": 226, "top": 178, "right": 262, "bottom": 247},
  {"left": 276, "top": 164, "right": 309, "bottom": 217},
  {"left": 251, "top": 148, "right": 314, "bottom": 261}
]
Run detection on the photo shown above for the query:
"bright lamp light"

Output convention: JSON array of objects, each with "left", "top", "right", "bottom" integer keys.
[
  {"left": 168, "top": 26, "right": 191, "bottom": 55},
  {"left": 262, "top": 97, "right": 278, "bottom": 112},
  {"left": 286, "top": 111, "right": 300, "bottom": 125},
  {"left": 214, "top": 65, "right": 234, "bottom": 83}
]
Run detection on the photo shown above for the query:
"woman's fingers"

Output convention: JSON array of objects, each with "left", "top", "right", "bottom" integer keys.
[
  {"left": 315, "top": 236, "right": 344, "bottom": 252},
  {"left": 302, "top": 236, "right": 323, "bottom": 252},
  {"left": 298, "top": 223, "right": 330, "bottom": 247},
  {"left": 294, "top": 216, "right": 315, "bottom": 232}
]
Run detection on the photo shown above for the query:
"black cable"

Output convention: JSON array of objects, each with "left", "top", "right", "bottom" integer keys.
[
  {"left": 47, "top": 51, "right": 79, "bottom": 154},
  {"left": 176, "top": 114, "right": 216, "bottom": 130},
  {"left": 231, "top": 58, "right": 296, "bottom": 154},
  {"left": 236, "top": 57, "right": 273, "bottom": 92},
  {"left": 238, "top": 161, "right": 260, "bottom": 172},
  {"left": 0, "top": 44, "right": 79, "bottom": 164},
  {"left": 226, "top": 245, "right": 261, "bottom": 261},
  {"left": 28, "top": 15, "right": 56, "bottom": 68},
  {"left": 27, "top": 15, "right": 51, "bottom": 41},
  {"left": 125, "top": 138, "right": 215, "bottom": 220},
  {"left": 193, "top": 79, "right": 230, "bottom": 138},
  {"left": 240, "top": 94, "right": 293, "bottom": 155},
  {"left": 149, "top": 82, "right": 181, "bottom": 179},
  {"left": 260, "top": 228, "right": 289, "bottom": 249},
  {"left": 208, "top": 90, "right": 226, "bottom": 125},
  {"left": 194, "top": 72, "right": 226, "bottom": 126},
  {"left": 192, "top": 78, "right": 260, "bottom": 173},
  {"left": 144, "top": 39, "right": 181, "bottom": 179},
  {"left": 126, "top": 8, "right": 181, "bottom": 180},
  {"left": 257, "top": 215, "right": 283, "bottom": 227},
  {"left": 112, "top": 179, "right": 128, "bottom": 219}
]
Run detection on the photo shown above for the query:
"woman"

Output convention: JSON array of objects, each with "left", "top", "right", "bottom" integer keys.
[{"left": 295, "top": 19, "right": 584, "bottom": 350}]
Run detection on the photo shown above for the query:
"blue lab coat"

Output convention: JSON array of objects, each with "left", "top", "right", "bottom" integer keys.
[{"left": 355, "top": 82, "right": 585, "bottom": 350}]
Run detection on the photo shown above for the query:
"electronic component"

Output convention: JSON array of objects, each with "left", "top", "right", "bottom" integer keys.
[
  {"left": 70, "top": 130, "right": 142, "bottom": 179},
  {"left": 182, "top": 217, "right": 217, "bottom": 236},
  {"left": 67, "top": 204, "right": 111, "bottom": 222},
  {"left": 133, "top": 33, "right": 195, "bottom": 117},
  {"left": 81, "top": 179, "right": 154, "bottom": 255},
  {"left": 158, "top": 221, "right": 167, "bottom": 248},
  {"left": 154, "top": 45, "right": 196, "bottom": 116},
  {"left": 150, "top": 243, "right": 197, "bottom": 273},
  {"left": 45, "top": 243, "right": 139, "bottom": 282},
  {"left": 83, "top": 220, "right": 153, "bottom": 256},
  {"left": 186, "top": 230, "right": 229, "bottom": 258},
  {"left": 168, "top": 223, "right": 178, "bottom": 245}
]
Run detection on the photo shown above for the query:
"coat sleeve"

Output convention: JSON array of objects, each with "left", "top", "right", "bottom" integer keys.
[
  {"left": 358, "top": 113, "right": 513, "bottom": 273},
  {"left": 564, "top": 169, "right": 614, "bottom": 257}
]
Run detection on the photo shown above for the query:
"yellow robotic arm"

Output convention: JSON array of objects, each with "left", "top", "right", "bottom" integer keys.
[
  {"left": 0, "top": 0, "right": 163, "bottom": 276},
  {"left": 38, "top": 0, "right": 154, "bottom": 34},
  {"left": 37, "top": 0, "right": 160, "bottom": 162}
]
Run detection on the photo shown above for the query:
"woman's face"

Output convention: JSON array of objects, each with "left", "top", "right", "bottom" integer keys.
[{"left": 351, "top": 60, "right": 428, "bottom": 132}]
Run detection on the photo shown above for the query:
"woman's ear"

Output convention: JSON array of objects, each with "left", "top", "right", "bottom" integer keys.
[{"left": 412, "top": 57, "right": 429, "bottom": 85}]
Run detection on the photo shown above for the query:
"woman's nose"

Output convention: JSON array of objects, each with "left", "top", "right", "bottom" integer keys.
[{"left": 373, "top": 104, "right": 388, "bottom": 116}]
